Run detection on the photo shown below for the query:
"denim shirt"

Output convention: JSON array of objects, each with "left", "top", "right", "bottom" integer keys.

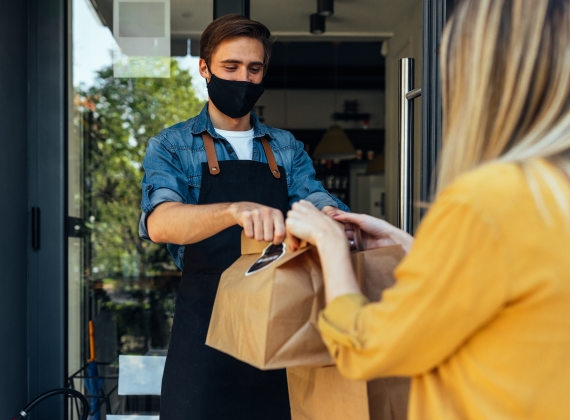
[{"left": 139, "top": 103, "right": 349, "bottom": 269}]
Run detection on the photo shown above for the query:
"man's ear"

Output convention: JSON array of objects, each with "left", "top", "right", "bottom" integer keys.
[{"left": 198, "top": 58, "right": 210, "bottom": 81}]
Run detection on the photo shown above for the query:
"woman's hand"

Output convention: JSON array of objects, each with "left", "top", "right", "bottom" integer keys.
[
  {"left": 332, "top": 212, "right": 414, "bottom": 253},
  {"left": 286, "top": 200, "right": 361, "bottom": 302},
  {"left": 286, "top": 201, "right": 346, "bottom": 251}
]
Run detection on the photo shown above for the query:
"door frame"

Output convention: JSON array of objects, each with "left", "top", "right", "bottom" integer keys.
[
  {"left": 420, "top": 0, "right": 456, "bottom": 207},
  {"left": 27, "top": 0, "right": 68, "bottom": 417}
]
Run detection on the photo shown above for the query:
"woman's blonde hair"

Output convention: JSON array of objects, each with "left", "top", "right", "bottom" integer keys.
[{"left": 438, "top": 0, "right": 570, "bottom": 209}]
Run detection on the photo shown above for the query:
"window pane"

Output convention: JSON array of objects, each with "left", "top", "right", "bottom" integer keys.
[{"left": 68, "top": 0, "right": 205, "bottom": 416}]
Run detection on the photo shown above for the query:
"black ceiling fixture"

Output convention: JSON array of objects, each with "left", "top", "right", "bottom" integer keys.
[
  {"left": 264, "top": 42, "right": 386, "bottom": 90},
  {"left": 318, "top": 0, "right": 334, "bottom": 17},
  {"left": 213, "top": 0, "right": 250, "bottom": 19},
  {"left": 310, "top": 13, "right": 326, "bottom": 34}
]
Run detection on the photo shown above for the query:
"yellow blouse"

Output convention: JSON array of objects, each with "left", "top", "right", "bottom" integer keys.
[{"left": 318, "top": 160, "right": 570, "bottom": 420}]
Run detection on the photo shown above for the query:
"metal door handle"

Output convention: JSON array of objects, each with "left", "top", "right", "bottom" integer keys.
[{"left": 398, "top": 58, "right": 421, "bottom": 234}]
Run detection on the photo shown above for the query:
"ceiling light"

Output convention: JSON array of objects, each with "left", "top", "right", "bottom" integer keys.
[
  {"left": 310, "top": 13, "right": 325, "bottom": 35},
  {"left": 313, "top": 125, "right": 356, "bottom": 160},
  {"left": 318, "top": 0, "right": 334, "bottom": 17}
]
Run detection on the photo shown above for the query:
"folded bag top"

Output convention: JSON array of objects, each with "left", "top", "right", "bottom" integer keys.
[{"left": 240, "top": 233, "right": 307, "bottom": 255}]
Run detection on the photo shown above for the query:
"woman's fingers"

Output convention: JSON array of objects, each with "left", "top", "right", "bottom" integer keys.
[
  {"left": 334, "top": 212, "right": 393, "bottom": 234},
  {"left": 285, "top": 211, "right": 311, "bottom": 237},
  {"left": 333, "top": 212, "right": 396, "bottom": 247},
  {"left": 286, "top": 204, "right": 322, "bottom": 244},
  {"left": 332, "top": 211, "right": 365, "bottom": 225},
  {"left": 286, "top": 201, "right": 348, "bottom": 248},
  {"left": 286, "top": 233, "right": 300, "bottom": 252}
]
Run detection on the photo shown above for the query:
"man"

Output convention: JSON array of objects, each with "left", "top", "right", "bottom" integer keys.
[{"left": 139, "top": 14, "right": 348, "bottom": 420}]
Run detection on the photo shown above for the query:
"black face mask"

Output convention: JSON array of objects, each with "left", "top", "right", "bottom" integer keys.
[{"left": 206, "top": 72, "right": 265, "bottom": 119}]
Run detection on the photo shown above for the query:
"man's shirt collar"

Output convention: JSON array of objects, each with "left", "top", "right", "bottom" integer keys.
[{"left": 190, "top": 102, "right": 272, "bottom": 140}]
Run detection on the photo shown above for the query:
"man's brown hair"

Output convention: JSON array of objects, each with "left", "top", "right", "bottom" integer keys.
[{"left": 200, "top": 14, "right": 274, "bottom": 74}]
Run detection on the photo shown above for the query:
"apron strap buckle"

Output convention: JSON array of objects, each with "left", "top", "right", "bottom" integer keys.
[{"left": 261, "top": 137, "right": 281, "bottom": 179}]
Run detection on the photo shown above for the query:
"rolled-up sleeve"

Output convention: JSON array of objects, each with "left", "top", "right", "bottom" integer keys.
[
  {"left": 305, "top": 191, "right": 348, "bottom": 211},
  {"left": 288, "top": 138, "right": 350, "bottom": 211},
  {"left": 139, "top": 135, "right": 188, "bottom": 241}
]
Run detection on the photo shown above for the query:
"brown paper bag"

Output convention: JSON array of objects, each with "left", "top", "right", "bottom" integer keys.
[
  {"left": 287, "top": 366, "right": 409, "bottom": 420},
  {"left": 206, "top": 232, "right": 406, "bottom": 370},
  {"left": 206, "top": 234, "right": 332, "bottom": 369}
]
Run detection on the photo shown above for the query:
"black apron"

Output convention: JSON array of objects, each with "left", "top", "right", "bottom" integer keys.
[{"left": 160, "top": 133, "right": 291, "bottom": 420}]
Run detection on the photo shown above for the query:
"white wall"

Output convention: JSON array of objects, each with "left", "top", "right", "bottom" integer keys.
[
  {"left": 384, "top": 0, "right": 423, "bottom": 228},
  {"left": 257, "top": 89, "right": 385, "bottom": 130}
]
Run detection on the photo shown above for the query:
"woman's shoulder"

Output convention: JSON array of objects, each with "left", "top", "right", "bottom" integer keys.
[
  {"left": 425, "top": 162, "right": 537, "bottom": 233},
  {"left": 438, "top": 159, "right": 570, "bottom": 226},
  {"left": 442, "top": 162, "right": 528, "bottom": 207}
]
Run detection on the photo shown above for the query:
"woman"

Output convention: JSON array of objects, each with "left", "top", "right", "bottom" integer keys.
[{"left": 286, "top": 0, "right": 570, "bottom": 418}]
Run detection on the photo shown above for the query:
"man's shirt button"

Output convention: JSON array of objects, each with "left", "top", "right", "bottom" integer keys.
[{"left": 229, "top": 148, "right": 234, "bottom": 154}]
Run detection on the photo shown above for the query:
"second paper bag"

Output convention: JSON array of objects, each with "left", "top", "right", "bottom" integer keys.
[
  {"left": 287, "top": 243, "right": 410, "bottom": 420},
  {"left": 287, "top": 365, "right": 409, "bottom": 420}
]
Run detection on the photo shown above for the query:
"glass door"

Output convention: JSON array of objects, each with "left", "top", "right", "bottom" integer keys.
[
  {"left": 67, "top": 0, "right": 205, "bottom": 416},
  {"left": 385, "top": 0, "right": 455, "bottom": 231}
]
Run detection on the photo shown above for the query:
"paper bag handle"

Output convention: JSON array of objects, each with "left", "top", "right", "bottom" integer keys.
[{"left": 353, "top": 226, "right": 365, "bottom": 252}]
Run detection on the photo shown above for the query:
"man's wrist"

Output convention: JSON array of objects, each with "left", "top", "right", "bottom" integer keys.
[{"left": 223, "top": 202, "right": 240, "bottom": 224}]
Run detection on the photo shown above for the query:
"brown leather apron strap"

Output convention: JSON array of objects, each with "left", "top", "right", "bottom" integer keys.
[
  {"left": 203, "top": 132, "right": 280, "bottom": 179},
  {"left": 202, "top": 132, "right": 221, "bottom": 175},
  {"left": 261, "top": 136, "right": 281, "bottom": 179}
]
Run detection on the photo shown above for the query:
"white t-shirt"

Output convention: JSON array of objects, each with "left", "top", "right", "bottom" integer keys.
[{"left": 214, "top": 128, "right": 254, "bottom": 160}]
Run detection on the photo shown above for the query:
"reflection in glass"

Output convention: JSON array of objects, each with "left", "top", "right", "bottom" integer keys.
[
  {"left": 113, "top": 0, "right": 171, "bottom": 78},
  {"left": 69, "top": 0, "right": 204, "bottom": 416}
]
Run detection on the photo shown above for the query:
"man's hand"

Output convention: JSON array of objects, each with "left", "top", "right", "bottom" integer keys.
[
  {"left": 147, "top": 201, "right": 285, "bottom": 245},
  {"left": 229, "top": 202, "right": 285, "bottom": 244}
]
